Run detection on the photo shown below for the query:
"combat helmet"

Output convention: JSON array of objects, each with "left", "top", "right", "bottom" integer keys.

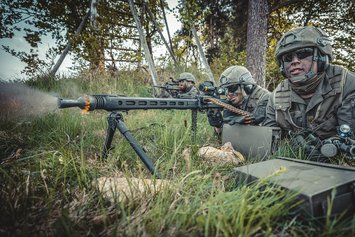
[
  {"left": 275, "top": 26, "right": 333, "bottom": 77},
  {"left": 178, "top": 72, "right": 196, "bottom": 84},
  {"left": 219, "top": 65, "right": 255, "bottom": 94}
]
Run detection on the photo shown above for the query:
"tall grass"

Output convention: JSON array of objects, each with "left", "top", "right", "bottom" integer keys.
[{"left": 0, "top": 72, "right": 354, "bottom": 236}]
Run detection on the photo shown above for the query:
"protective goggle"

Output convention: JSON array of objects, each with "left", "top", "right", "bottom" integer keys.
[
  {"left": 281, "top": 47, "right": 314, "bottom": 63},
  {"left": 226, "top": 84, "right": 240, "bottom": 94}
]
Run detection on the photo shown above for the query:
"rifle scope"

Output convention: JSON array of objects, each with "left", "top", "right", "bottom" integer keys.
[{"left": 198, "top": 81, "right": 226, "bottom": 96}]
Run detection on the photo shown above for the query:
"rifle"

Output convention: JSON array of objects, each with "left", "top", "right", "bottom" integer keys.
[
  {"left": 153, "top": 79, "right": 180, "bottom": 98},
  {"left": 58, "top": 91, "right": 252, "bottom": 178}
]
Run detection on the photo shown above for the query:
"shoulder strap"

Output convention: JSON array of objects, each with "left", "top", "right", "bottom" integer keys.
[{"left": 274, "top": 80, "right": 291, "bottom": 110}]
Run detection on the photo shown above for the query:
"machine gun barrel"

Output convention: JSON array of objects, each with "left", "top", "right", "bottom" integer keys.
[
  {"left": 153, "top": 85, "right": 179, "bottom": 90},
  {"left": 58, "top": 98, "right": 84, "bottom": 109},
  {"left": 58, "top": 94, "right": 220, "bottom": 111}
]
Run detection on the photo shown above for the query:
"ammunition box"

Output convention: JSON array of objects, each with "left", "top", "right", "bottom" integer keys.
[
  {"left": 222, "top": 125, "right": 281, "bottom": 159},
  {"left": 233, "top": 157, "right": 355, "bottom": 218}
]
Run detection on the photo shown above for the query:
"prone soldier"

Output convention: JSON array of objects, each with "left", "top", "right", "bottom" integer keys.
[
  {"left": 263, "top": 26, "right": 355, "bottom": 160},
  {"left": 177, "top": 72, "right": 199, "bottom": 97},
  {"left": 207, "top": 65, "right": 270, "bottom": 135}
]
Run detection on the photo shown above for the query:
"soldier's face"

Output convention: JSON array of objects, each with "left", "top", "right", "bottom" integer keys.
[
  {"left": 283, "top": 48, "right": 318, "bottom": 78},
  {"left": 178, "top": 80, "right": 187, "bottom": 91},
  {"left": 226, "top": 85, "right": 244, "bottom": 105}
]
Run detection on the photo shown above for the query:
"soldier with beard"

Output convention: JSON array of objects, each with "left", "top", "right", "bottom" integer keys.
[{"left": 177, "top": 72, "right": 199, "bottom": 97}]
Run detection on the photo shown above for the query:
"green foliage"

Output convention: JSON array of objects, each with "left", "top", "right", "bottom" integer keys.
[{"left": 0, "top": 0, "right": 167, "bottom": 75}]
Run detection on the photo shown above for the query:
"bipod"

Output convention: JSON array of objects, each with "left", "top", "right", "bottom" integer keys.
[{"left": 102, "top": 111, "right": 161, "bottom": 179}]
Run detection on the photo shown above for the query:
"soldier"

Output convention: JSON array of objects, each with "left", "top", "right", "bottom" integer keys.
[
  {"left": 263, "top": 26, "right": 355, "bottom": 159},
  {"left": 207, "top": 65, "right": 270, "bottom": 135},
  {"left": 177, "top": 72, "right": 199, "bottom": 97}
]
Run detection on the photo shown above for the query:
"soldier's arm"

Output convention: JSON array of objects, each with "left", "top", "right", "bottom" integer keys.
[
  {"left": 337, "top": 71, "right": 355, "bottom": 136},
  {"left": 253, "top": 92, "right": 270, "bottom": 125},
  {"left": 262, "top": 91, "right": 278, "bottom": 127}
]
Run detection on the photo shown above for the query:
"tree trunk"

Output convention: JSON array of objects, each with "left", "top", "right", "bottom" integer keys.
[
  {"left": 246, "top": 0, "right": 268, "bottom": 87},
  {"left": 191, "top": 25, "right": 215, "bottom": 84},
  {"left": 128, "top": 0, "right": 159, "bottom": 90},
  {"left": 50, "top": 11, "right": 90, "bottom": 76}
]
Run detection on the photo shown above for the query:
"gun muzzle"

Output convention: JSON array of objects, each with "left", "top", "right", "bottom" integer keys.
[
  {"left": 58, "top": 96, "right": 96, "bottom": 111},
  {"left": 58, "top": 98, "right": 82, "bottom": 109}
]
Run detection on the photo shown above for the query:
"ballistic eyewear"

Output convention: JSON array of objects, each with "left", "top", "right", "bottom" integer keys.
[
  {"left": 281, "top": 47, "right": 314, "bottom": 63},
  {"left": 226, "top": 84, "right": 240, "bottom": 94}
]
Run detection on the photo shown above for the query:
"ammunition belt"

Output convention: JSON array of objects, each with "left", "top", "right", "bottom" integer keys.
[{"left": 204, "top": 97, "right": 253, "bottom": 122}]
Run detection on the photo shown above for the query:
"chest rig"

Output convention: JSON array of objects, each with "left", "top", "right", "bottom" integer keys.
[{"left": 273, "top": 66, "right": 345, "bottom": 137}]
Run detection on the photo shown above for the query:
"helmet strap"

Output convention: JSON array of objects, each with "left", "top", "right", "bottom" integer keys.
[{"left": 303, "top": 48, "right": 318, "bottom": 79}]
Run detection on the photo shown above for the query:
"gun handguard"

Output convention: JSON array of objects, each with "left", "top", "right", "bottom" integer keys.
[
  {"left": 58, "top": 94, "right": 223, "bottom": 112},
  {"left": 58, "top": 95, "right": 254, "bottom": 123}
]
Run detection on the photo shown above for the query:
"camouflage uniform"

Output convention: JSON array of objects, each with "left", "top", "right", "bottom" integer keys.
[
  {"left": 223, "top": 85, "right": 270, "bottom": 124},
  {"left": 208, "top": 65, "right": 270, "bottom": 128},
  {"left": 263, "top": 26, "right": 355, "bottom": 140},
  {"left": 177, "top": 72, "right": 199, "bottom": 98},
  {"left": 264, "top": 64, "right": 355, "bottom": 139}
]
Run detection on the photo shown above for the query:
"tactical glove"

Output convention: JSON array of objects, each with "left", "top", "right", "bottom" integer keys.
[
  {"left": 223, "top": 115, "right": 255, "bottom": 125},
  {"left": 207, "top": 109, "right": 223, "bottom": 128}
]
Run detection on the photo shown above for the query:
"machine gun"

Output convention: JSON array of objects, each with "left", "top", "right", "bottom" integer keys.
[{"left": 58, "top": 92, "right": 252, "bottom": 178}]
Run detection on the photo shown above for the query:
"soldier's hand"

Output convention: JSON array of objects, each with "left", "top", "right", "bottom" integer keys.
[
  {"left": 224, "top": 115, "right": 245, "bottom": 125},
  {"left": 207, "top": 109, "right": 223, "bottom": 128},
  {"left": 224, "top": 115, "right": 255, "bottom": 125}
]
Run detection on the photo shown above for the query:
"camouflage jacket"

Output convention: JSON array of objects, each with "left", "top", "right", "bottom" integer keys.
[
  {"left": 224, "top": 85, "right": 270, "bottom": 125},
  {"left": 263, "top": 65, "right": 355, "bottom": 139}
]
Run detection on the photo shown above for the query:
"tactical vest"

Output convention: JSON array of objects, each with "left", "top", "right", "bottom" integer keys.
[
  {"left": 246, "top": 86, "right": 270, "bottom": 113},
  {"left": 273, "top": 65, "right": 346, "bottom": 139}
]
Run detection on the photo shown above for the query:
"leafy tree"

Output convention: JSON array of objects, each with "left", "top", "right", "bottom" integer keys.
[
  {"left": 1, "top": 0, "right": 354, "bottom": 81},
  {"left": 0, "top": 0, "right": 167, "bottom": 77},
  {"left": 175, "top": 0, "right": 354, "bottom": 87}
]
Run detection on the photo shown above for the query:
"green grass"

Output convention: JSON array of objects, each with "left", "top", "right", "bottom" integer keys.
[{"left": 1, "top": 72, "right": 354, "bottom": 236}]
